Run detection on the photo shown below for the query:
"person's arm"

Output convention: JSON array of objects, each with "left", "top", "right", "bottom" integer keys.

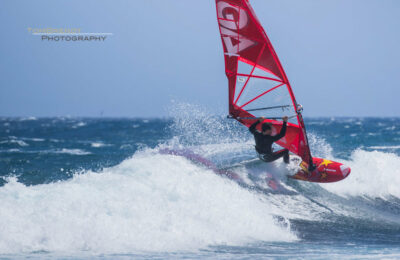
[
  {"left": 249, "top": 117, "right": 264, "bottom": 134},
  {"left": 272, "top": 116, "right": 288, "bottom": 141}
]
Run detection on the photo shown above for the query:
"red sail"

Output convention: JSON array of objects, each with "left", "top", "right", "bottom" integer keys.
[{"left": 215, "top": 0, "right": 312, "bottom": 163}]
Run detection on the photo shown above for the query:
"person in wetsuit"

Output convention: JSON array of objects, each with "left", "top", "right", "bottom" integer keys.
[{"left": 249, "top": 116, "right": 290, "bottom": 163}]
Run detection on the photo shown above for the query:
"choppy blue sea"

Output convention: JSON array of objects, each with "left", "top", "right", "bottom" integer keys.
[{"left": 1, "top": 108, "right": 400, "bottom": 259}]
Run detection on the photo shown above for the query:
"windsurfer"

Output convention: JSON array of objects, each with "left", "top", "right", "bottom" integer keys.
[{"left": 249, "top": 116, "right": 290, "bottom": 163}]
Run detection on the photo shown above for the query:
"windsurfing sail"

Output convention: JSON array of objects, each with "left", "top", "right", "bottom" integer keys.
[{"left": 215, "top": 0, "right": 313, "bottom": 164}]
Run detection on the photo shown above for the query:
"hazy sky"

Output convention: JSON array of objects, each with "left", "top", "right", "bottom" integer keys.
[{"left": 0, "top": 0, "right": 399, "bottom": 117}]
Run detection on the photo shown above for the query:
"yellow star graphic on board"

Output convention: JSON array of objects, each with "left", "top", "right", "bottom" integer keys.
[{"left": 319, "top": 159, "right": 333, "bottom": 167}]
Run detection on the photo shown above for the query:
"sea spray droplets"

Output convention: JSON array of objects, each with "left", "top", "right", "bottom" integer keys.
[
  {"left": 167, "top": 101, "right": 249, "bottom": 146},
  {"left": 307, "top": 132, "right": 333, "bottom": 159}
]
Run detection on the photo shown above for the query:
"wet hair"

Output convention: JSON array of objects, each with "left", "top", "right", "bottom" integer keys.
[{"left": 262, "top": 123, "right": 271, "bottom": 132}]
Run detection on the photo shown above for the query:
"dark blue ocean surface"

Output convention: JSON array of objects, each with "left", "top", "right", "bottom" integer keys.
[{"left": 0, "top": 114, "right": 399, "bottom": 259}]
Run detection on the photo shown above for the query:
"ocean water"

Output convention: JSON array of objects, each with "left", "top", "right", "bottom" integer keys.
[{"left": 1, "top": 108, "right": 400, "bottom": 259}]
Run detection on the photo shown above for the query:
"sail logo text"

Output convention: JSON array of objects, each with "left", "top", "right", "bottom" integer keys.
[{"left": 217, "top": 1, "right": 256, "bottom": 56}]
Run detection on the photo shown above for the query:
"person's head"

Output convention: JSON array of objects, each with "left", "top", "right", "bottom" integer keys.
[{"left": 262, "top": 123, "right": 272, "bottom": 135}]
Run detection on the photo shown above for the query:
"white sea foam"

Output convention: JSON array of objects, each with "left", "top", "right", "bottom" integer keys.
[
  {"left": 306, "top": 134, "right": 400, "bottom": 199},
  {"left": 321, "top": 149, "right": 400, "bottom": 199},
  {"left": 120, "top": 144, "right": 133, "bottom": 150},
  {"left": 90, "top": 142, "right": 110, "bottom": 148},
  {"left": 369, "top": 145, "right": 400, "bottom": 150},
  {"left": 0, "top": 152, "right": 296, "bottom": 254},
  {"left": 51, "top": 149, "right": 91, "bottom": 155},
  {"left": 0, "top": 139, "right": 29, "bottom": 147},
  {"left": 293, "top": 132, "right": 400, "bottom": 201},
  {"left": 22, "top": 137, "right": 45, "bottom": 142},
  {"left": 58, "top": 149, "right": 91, "bottom": 155},
  {"left": 0, "top": 148, "right": 21, "bottom": 153},
  {"left": 19, "top": 117, "right": 37, "bottom": 121},
  {"left": 72, "top": 122, "right": 87, "bottom": 128}
]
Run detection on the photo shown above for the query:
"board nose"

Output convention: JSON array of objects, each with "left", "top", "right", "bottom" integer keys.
[{"left": 340, "top": 165, "right": 351, "bottom": 178}]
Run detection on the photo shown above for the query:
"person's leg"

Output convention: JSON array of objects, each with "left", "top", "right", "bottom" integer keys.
[
  {"left": 259, "top": 149, "right": 289, "bottom": 163},
  {"left": 270, "top": 149, "right": 289, "bottom": 163},
  {"left": 274, "top": 149, "right": 289, "bottom": 163},
  {"left": 282, "top": 149, "right": 289, "bottom": 163}
]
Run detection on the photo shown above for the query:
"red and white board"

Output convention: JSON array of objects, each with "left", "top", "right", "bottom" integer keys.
[{"left": 291, "top": 157, "right": 351, "bottom": 183}]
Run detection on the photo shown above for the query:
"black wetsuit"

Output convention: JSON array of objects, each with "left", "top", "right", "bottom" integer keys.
[{"left": 249, "top": 121, "right": 289, "bottom": 163}]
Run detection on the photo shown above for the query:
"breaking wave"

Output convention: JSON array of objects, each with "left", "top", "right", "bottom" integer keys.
[{"left": 0, "top": 151, "right": 295, "bottom": 254}]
